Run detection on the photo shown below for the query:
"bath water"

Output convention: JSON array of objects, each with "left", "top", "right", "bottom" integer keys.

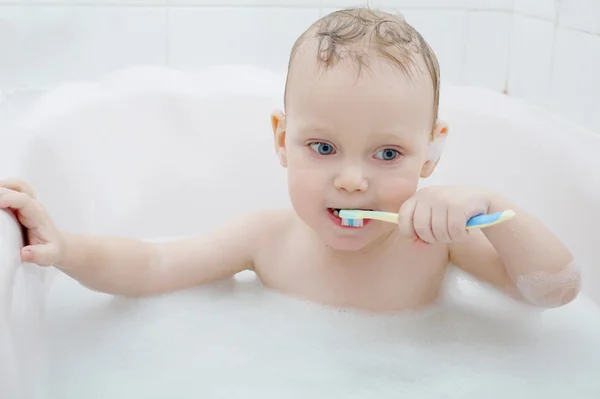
[{"left": 40, "top": 260, "right": 600, "bottom": 399}]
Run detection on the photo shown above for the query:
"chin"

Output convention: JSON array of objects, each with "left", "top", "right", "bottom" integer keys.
[
  {"left": 324, "top": 237, "right": 370, "bottom": 252},
  {"left": 323, "top": 223, "right": 400, "bottom": 252},
  {"left": 318, "top": 230, "right": 384, "bottom": 252}
]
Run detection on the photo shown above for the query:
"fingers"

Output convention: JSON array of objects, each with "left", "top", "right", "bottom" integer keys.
[
  {"left": 397, "top": 197, "right": 417, "bottom": 240},
  {"left": 398, "top": 198, "right": 438, "bottom": 244},
  {"left": 398, "top": 187, "right": 487, "bottom": 244},
  {"left": 0, "top": 188, "right": 30, "bottom": 207},
  {"left": 413, "top": 201, "right": 436, "bottom": 244},
  {"left": 0, "top": 178, "right": 37, "bottom": 198},
  {"left": 447, "top": 206, "right": 470, "bottom": 242},
  {"left": 431, "top": 205, "right": 451, "bottom": 243},
  {"left": 398, "top": 199, "right": 469, "bottom": 244},
  {"left": 0, "top": 188, "right": 45, "bottom": 230},
  {"left": 21, "top": 244, "right": 59, "bottom": 266},
  {"left": 0, "top": 179, "right": 60, "bottom": 267}
]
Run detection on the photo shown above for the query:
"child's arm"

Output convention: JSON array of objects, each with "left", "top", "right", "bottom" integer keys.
[
  {"left": 448, "top": 196, "right": 580, "bottom": 307},
  {"left": 0, "top": 178, "right": 263, "bottom": 297},
  {"left": 57, "top": 213, "right": 262, "bottom": 297},
  {"left": 397, "top": 186, "right": 580, "bottom": 307}
]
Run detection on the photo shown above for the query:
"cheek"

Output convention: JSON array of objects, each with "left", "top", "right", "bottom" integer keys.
[
  {"left": 286, "top": 157, "right": 328, "bottom": 213},
  {"left": 377, "top": 174, "right": 419, "bottom": 210}
]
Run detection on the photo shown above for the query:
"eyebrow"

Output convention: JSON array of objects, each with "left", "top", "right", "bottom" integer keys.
[
  {"left": 371, "top": 130, "right": 410, "bottom": 141},
  {"left": 296, "top": 125, "right": 408, "bottom": 137},
  {"left": 295, "top": 124, "right": 333, "bottom": 135},
  {"left": 295, "top": 124, "right": 413, "bottom": 148}
]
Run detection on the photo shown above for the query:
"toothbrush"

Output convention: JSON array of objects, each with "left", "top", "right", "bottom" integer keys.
[{"left": 338, "top": 209, "right": 515, "bottom": 229}]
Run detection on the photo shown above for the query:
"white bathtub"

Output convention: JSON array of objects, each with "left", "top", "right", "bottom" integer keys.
[{"left": 1, "top": 65, "right": 600, "bottom": 399}]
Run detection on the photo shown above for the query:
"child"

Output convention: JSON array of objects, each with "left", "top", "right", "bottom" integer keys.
[{"left": 0, "top": 8, "right": 580, "bottom": 313}]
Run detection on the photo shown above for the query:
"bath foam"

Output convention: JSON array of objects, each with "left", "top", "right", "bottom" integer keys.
[
  {"left": 515, "top": 261, "right": 582, "bottom": 307},
  {"left": 42, "top": 255, "right": 600, "bottom": 399}
]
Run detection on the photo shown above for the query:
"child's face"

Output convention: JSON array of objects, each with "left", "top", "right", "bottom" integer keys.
[{"left": 273, "top": 55, "right": 441, "bottom": 252}]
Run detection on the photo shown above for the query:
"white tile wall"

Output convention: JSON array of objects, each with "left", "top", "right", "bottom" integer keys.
[
  {"left": 368, "top": 0, "right": 466, "bottom": 8},
  {"left": 398, "top": 9, "right": 467, "bottom": 85},
  {"left": 559, "top": 0, "right": 600, "bottom": 35},
  {"left": 168, "top": 7, "right": 319, "bottom": 73},
  {"left": 168, "top": 0, "right": 320, "bottom": 5},
  {"left": 466, "top": 0, "right": 512, "bottom": 11},
  {"left": 507, "top": 15, "right": 555, "bottom": 106},
  {"left": 513, "top": 0, "right": 556, "bottom": 20},
  {"left": 0, "top": 0, "right": 598, "bottom": 133},
  {"left": 321, "top": 0, "right": 369, "bottom": 7},
  {"left": 462, "top": 11, "right": 512, "bottom": 91},
  {"left": 550, "top": 27, "right": 600, "bottom": 132},
  {"left": 12, "top": 0, "right": 168, "bottom": 5},
  {"left": 0, "top": 6, "right": 167, "bottom": 89}
]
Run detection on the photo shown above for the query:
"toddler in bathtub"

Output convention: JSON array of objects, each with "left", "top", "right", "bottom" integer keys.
[{"left": 0, "top": 8, "right": 580, "bottom": 312}]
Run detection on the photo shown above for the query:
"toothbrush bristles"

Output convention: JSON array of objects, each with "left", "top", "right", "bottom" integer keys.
[{"left": 341, "top": 218, "right": 363, "bottom": 227}]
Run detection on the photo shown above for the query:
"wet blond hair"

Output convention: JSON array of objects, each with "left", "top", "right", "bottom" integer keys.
[{"left": 284, "top": 7, "right": 440, "bottom": 125}]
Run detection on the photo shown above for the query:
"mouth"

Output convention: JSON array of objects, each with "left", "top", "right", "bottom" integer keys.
[
  {"left": 327, "top": 208, "right": 373, "bottom": 228},
  {"left": 328, "top": 208, "right": 373, "bottom": 217}
]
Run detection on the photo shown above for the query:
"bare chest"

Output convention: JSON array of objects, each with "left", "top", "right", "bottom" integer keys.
[{"left": 257, "top": 240, "right": 448, "bottom": 312}]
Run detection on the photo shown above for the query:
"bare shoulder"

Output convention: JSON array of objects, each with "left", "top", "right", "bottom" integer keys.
[
  {"left": 248, "top": 208, "right": 296, "bottom": 241},
  {"left": 219, "top": 208, "right": 295, "bottom": 251},
  {"left": 220, "top": 208, "right": 293, "bottom": 232},
  {"left": 153, "top": 208, "right": 296, "bottom": 287},
  {"left": 243, "top": 208, "right": 297, "bottom": 269}
]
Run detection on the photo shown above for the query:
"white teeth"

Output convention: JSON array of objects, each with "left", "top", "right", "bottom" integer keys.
[{"left": 333, "top": 210, "right": 339, "bottom": 217}]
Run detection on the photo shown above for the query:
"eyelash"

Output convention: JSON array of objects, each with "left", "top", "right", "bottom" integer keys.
[
  {"left": 308, "top": 142, "right": 336, "bottom": 155},
  {"left": 374, "top": 148, "right": 401, "bottom": 161},
  {"left": 307, "top": 142, "right": 402, "bottom": 161}
]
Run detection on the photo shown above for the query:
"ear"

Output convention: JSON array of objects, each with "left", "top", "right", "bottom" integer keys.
[
  {"left": 420, "top": 121, "right": 449, "bottom": 178},
  {"left": 271, "top": 109, "right": 288, "bottom": 167}
]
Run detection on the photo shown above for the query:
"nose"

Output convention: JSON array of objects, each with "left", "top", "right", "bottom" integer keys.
[{"left": 334, "top": 164, "right": 368, "bottom": 192}]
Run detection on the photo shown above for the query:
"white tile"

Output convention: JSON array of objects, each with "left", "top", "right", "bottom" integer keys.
[
  {"left": 0, "top": 6, "right": 167, "bottom": 90},
  {"left": 167, "top": 0, "right": 320, "bottom": 5},
  {"left": 400, "top": 9, "right": 467, "bottom": 85},
  {"left": 559, "top": 0, "right": 600, "bottom": 35},
  {"left": 549, "top": 28, "right": 600, "bottom": 133},
  {"left": 467, "top": 0, "right": 512, "bottom": 11},
  {"left": 320, "top": 6, "right": 360, "bottom": 17},
  {"left": 513, "top": 0, "right": 556, "bottom": 20},
  {"left": 168, "top": 7, "right": 320, "bottom": 73},
  {"left": 367, "top": 0, "right": 466, "bottom": 9},
  {"left": 462, "top": 11, "right": 512, "bottom": 91},
  {"left": 17, "top": 0, "right": 167, "bottom": 4},
  {"left": 507, "top": 15, "right": 554, "bottom": 106},
  {"left": 320, "top": 0, "right": 369, "bottom": 9}
]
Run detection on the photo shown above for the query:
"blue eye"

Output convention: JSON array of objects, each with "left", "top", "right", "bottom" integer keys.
[
  {"left": 309, "top": 142, "right": 335, "bottom": 155},
  {"left": 375, "top": 148, "right": 400, "bottom": 161}
]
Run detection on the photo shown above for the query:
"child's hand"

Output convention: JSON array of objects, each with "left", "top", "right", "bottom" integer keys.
[
  {"left": 0, "top": 179, "right": 64, "bottom": 266},
  {"left": 397, "top": 186, "right": 493, "bottom": 244}
]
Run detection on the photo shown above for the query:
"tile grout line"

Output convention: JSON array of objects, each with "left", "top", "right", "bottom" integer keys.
[
  {"left": 458, "top": 8, "right": 469, "bottom": 86},
  {"left": 502, "top": 0, "right": 515, "bottom": 95},
  {"left": 164, "top": 6, "right": 170, "bottom": 66},
  {"left": 547, "top": 0, "right": 560, "bottom": 104}
]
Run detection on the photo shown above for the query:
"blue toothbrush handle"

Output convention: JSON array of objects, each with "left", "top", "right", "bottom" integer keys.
[{"left": 466, "top": 210, "right": 515, "bottom": 229}]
